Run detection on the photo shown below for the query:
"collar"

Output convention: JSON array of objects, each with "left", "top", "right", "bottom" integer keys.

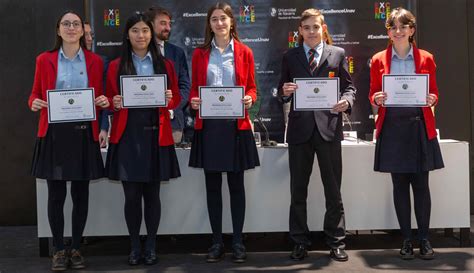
[
  {"left": 391, "top": 45, "right": 413, "bottom": 60},
  {"left": 156, "top": 40, "right": 165, "bottom": 48},
  {"left": 303, "top": 41, "right": 323, "bottom": 56},
  {"left": 211, "top": 38, "right": 234, "bottom": 52},
  {"left": 131, "top": 51, "right": 152, "bottom": 62},
  {"left": 59, "top": 47, "right": 84, "bottom": 61}
]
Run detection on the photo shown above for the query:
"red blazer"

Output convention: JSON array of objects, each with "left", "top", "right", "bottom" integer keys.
[
  {"left": 369, "top": 45, "right": 439, "bottom": 140},
  {"left": 189, "top": 40, "right": 257, "bottom": 130},
  {"left": 28, "top": 49, "right": 104, "bottom": 141},
  {"left": 106, "top": 58, "right": 180, "bottom": 144}
]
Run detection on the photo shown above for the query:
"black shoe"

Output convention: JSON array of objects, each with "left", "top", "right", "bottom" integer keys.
[
  {"left": 51, "top": 250, "right": 68, "bottom": 271},
  {"left": 232, "top": 243, "right": 247, "bottom": 263},
  {"left": 290, "top": 244, "right": 308, "bottom": 261},
  {"left": 69, "top": 249, "right": 86, "bottom": 269},
  {"left": 206, "top": 243, "right": 225, "bottom": 263},
  {"left": 400, "top": 239, "right": 415, "bottom": 260},
  {"left": 144, "top": 250, "right": 158, "bottom": 265},
  {"left": 330, "top": 248, "right": 348, "bottom": 262},
  {"left": 419, "top": 239, "right": 435, "bottom": 260},
  {"left": 128, "top": 250, "right": 141, "bottom": 266}
]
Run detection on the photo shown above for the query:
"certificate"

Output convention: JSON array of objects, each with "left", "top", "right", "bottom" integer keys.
[
  {"left": 382, "top": 74, "right": 429, "bottom": 107},
  {"left": 47, "top": 88, "right": 96, "bottom": 123},
  {"left": 120, "top": 75, "right": 167, "bottom": 108},
  {"left": 293, "top": 78, "right": 339, "bottom": 110},
  {"left": 199, "top": 86, "right": 244, "bottom": 119}
]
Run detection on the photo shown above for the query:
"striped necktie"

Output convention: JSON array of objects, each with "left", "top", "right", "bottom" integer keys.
[{"left": 308, "top": 48, "right": 318, "bottom": 75}]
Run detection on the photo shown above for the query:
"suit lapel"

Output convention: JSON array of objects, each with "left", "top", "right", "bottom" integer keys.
[
  {"left": 314, "top": 44, "right": 331, "bottom": 76},
  {"left": 47, "top": 51, "right": 59, "bottom": 89},
  {"left": 200, "top": 48, "right": 210, "bottom": 86},
  {"left": 164, "top": 42, "right": 171, "bottom": 59},
  {"left": 384, "top": 46, "right": 392, "bottom": 74},
  {"left": 233, "top": 41, "right": 243, "bottom": 85},
  {"left": 412, "top": 45, "right": 421, "bottom": 73},
  {"left": 295, "top": 46, "right": 312, "bottom": 76}
]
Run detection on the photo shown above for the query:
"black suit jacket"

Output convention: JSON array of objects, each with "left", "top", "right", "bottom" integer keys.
[{"left": 278, "top": 43, "right": 356, "bottom": 144}]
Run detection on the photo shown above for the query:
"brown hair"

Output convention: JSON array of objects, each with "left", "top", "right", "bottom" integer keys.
[
  {"left": 297, "top": 8, "right": 333, "bottom": 45},
  {"left": 145, "top": 6, "right": 172, "bottom": 21},
  {"left": 199, "top": 2, "right": 240, "bottom": 50},
  {"left": 50, "top": 10, "right": 86, "bottom": 52},
  {"left": 386, "top": 7, "right": 416, "bottom": 43}
]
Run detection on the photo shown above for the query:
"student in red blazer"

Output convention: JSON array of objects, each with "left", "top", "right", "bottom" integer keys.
[
  {"left": 188, "top": 2, "right": 259, "bottom": 264},
  {"left": 28, "top": 11, "right": 109, "bottom": 271},
  {"left": 104, "top": 12, "right": 179, "bottom": 266},
  {"left": 369, "top": 7, "right": 444, "bottom": 260}
]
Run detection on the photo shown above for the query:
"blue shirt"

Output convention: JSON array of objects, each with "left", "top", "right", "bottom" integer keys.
[
  {"left": 390, "top": 45, "right": 415, "bottom": 74},
  {"left": 55, "top": 47, "right": 88, "bottom": 89},
  {"left": 132, "top": 51, "right": 154, "bottom": 75},
  {"left": 206, "top": 39, "right": 235, "bottom": 86},
  {"left": 303, "top": 41, "right": 323, "bottom": 65}
]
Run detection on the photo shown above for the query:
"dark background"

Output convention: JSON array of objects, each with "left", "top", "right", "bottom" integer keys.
[{"left": 0, "top": 0, "right": 472, "bottom": 225}]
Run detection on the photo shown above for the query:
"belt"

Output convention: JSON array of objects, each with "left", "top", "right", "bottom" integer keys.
[
  {"left": 73, "top": 125, "right": 89, "bottom": 130},
  {"left": 143, "top": 126, "right": 159, "bottom": 130}
]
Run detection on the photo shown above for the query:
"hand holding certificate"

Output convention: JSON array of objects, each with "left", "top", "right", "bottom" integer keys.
[
  {"left": 382, "top": 74, "right": 429, "bottom": 107},
  {"left": 293, "top": 78, "right": 340, "bottom": 111},
  {"left": 47, "top": 88, "right": 96, "bottom": 123},
  {"left": 120, "top": 75, "right": 167, "bottom": 108},
  {"left": 199, "top": 86, "right": 245, "bottom": 119}
]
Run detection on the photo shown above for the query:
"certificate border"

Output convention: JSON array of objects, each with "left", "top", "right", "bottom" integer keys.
[
  {"left": 47, "top": 88, "right": 96, "bottom": 124},
  {"left": 293, "top": 77, "right": 340, "bottom": 111},
  {"left": 382, "top": 74, "right": 429, "bottom": 107},
  {"left": 198, "top": 86, "right": 245, "bottom": 119},
  {"left": 120, "top": 74, "right": 168, "bottom": 108}
]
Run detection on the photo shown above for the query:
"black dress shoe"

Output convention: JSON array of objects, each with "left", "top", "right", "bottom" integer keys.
[
  {"left": 400, "top": 239, "right": 414, "bottom": 260},
  {"left": 419, "top": 239, "right": 435, "bottom": 260},
  {"left": 290, "top": 244, "right": 308, "bottom": 261},
  {"left": 232, "top": 243, "right": 247, "bottom": 263},
  {"left": 128, "top": 250, "right": 141, "bottom": 266},
  {"left": 144, "top": 250, "right": 158, "bottom": 265},
  {"left": 206, "top": 243, "right": 225, "bottom": 263},
  {"left": 330, "top": 248, "right": 348, "bottom": 262}
]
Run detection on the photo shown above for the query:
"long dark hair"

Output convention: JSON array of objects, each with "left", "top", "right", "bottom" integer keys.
[
  {"left": 199, "top": 2, "right": 240, "bottom": 50},
  {"left": 50, "top": 10, "right": 87, "bottom": 52},
  {"left": 118, "top": 12, "right": 167, "bottom": 85}
]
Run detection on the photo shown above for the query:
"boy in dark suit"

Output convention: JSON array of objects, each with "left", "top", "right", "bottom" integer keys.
[{"left": 278, "top": 8, "right": 356, "bottom": 262}]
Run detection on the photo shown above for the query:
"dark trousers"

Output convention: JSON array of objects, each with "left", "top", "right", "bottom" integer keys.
[
  {"left": 204, "top": 171, "right": 245, "bottom": 245},
  {"left": 122, "top": 181, "right": 161, "bottom": 252},
  {"left": 47, "top": 180, "right": 90, "bottom": 251},
  {"left": 289, "top": 128, "right": 345, "bottom": 249},
  {"left": 391, "top": 172, "right": 431, "bottom": 240}
]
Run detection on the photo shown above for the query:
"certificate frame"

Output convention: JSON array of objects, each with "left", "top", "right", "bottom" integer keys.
[
  {"left": 198, "top": 86, "right": 245, "bottom": 119},
  {"left": 293, "top": 77, "right": 340, "bottom": 111},
  {"left": 120, "top": 74, "right": 167, "bottom": 108},
  {"left": 47, "top": 88, "right": 96, "bottom": 124},
  {"left": 382, "top": 74, "right": 429, "bottom": 107}
]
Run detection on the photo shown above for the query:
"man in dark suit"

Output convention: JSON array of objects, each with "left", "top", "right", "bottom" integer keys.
[
  {"left": 278, "top": 8, "right": 356, "bottom": 262},
  {"left": 146, "top": 6, "right": 191, "bottom": 144}
]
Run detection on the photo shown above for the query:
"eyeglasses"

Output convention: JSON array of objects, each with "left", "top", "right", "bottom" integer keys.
[
  {"left": 60, "top": 21, "right": 82, "bottom": 29},
  {"left": 388, "top": 24, "right": 411, "bottom": 32}
]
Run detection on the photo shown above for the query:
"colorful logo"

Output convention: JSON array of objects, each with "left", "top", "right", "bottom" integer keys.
[
  {"left": 239, "top": 5, "right": 255, "bottom": 23},
  {"left": 374, "top": 2, "right": 390, "bottom": 20},
  {"left": 104, "top": 9, "right": 120, "bottom": 27},
  {"left": 346, "top": 56, "right": 354, "bottom": 74},
  {"left": 288, "top": 31, "right": 299, "bottom": 48}
]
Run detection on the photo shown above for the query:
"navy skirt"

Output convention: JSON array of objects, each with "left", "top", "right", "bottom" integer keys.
[
  {"left": 31, "top": 122, "right": 104, "bottom": 181},
  {"left": 159, "top": 145, "right": 181, "bottom": 181},
  {"left": 106, "top": 109, "right": 160, "bottom": 182},
  {"left": 189, "top": 119, "right": 260, "bottom": 172},
  {"left": 374, "top": 107, "right": 444, "bottom": 173}
]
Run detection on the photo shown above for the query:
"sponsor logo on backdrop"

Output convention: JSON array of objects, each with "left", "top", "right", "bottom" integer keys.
[
  {"left": 374, "top": 2, "right": 390, "bottom": 20},
  {"left": 331, "top": 34, "right": 360, "bottom": 45},
  {"left": 240, "top": 37, "right": 270, "bottom": 43},
  {"left": 270, "top": 8, "right": 299, "bottom": 20},
  {"left": 346, "top": 56, "right": 354, "bottom": 74},
  {"left": 104, "top": 9, "right": 120, "bottom": 27},
  {"left": 288, "top": 31, "right": 298, "bottom": 48},
  {"left": 254, "top": 62, "right": 274, "bottom": 75},
  {"left": 321, "top": 8, "right": 356, "bottom": 14},
  {"left": 96, "top": 41, "right": 122, "bottom": 47},
  {"left": 240, "top": 5, "right": 255, "bottom": 23},
  {"left": 182, "top": 12, "right": 207, "bottom": 18},
  {"left": 271, "top": 88, "right": 278, "bottom": 97},
  {"left": 182, "top": 37, "right": 205, "bottom": 48},
  {"left": 367, "top": 34, "right": 389, "bottom": 39}
]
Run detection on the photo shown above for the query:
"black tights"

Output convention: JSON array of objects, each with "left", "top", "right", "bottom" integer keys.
[
  {"left": 122, "top": 181, "right": 161, "bottom": 252},
  {"left": 47, "top": 180, "right": 89, "bottom": 251},
  {"left": 204, "top": 171, "right": 245, "bottom": 245},
  {"left": 391, "top": 172, "right": 431, "bottom": 240}
]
